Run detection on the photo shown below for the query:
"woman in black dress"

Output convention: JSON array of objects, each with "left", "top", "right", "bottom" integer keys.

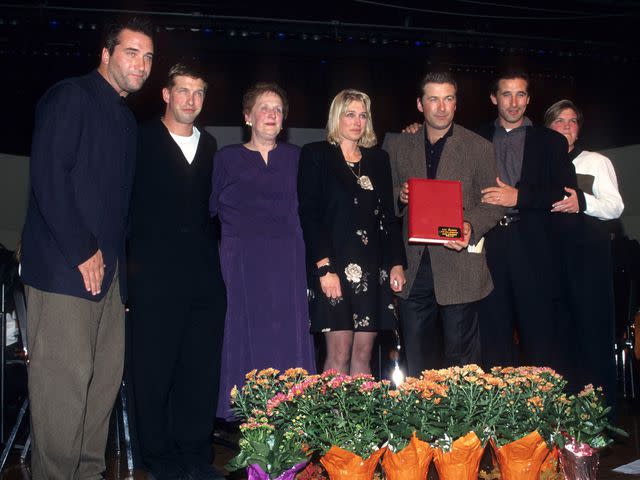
[
  {"left": 298, "top": 89, "right": 406, "bottom": 375},
  {"left": 545, "top": 99, "right": 623, "bottom": 404}
]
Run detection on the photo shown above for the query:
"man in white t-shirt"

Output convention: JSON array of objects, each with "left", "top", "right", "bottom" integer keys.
[{"left": 127, "top": 64, "right": 226, "bottom": 480}]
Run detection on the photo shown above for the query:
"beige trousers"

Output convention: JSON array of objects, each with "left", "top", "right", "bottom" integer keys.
[{"left": 26, "top": 272, "right": 124, "bottom": 480}]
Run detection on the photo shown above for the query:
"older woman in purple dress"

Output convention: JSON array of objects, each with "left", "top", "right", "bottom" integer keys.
[{"left": 210, "top": 83, "right": 316, "bottom": 419}]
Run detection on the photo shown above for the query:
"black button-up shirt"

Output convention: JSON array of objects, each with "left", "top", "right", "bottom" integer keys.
[{"left": 425, "top": 124, "right": 454, "bottom": 179}]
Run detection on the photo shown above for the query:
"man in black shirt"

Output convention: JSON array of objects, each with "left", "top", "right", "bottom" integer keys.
[
  {"left": 20, "top": 18, "right": 154, "bottom": 479},
  {"left": 384, "top": 71, "right": 503, "bottom": 375}
]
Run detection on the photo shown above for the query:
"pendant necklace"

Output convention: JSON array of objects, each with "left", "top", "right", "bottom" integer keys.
[{"left": 344, "top": 149, "right": 373, "bottom": 190}]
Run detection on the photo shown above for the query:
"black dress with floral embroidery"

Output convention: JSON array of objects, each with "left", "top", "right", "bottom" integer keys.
[{"left": 298, "top": 141, "right": 407, "bottom": 333}]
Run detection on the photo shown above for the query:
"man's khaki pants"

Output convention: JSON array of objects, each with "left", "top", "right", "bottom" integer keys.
[{"left": 26, "top": 272, "right": 124, "bottom": 480}]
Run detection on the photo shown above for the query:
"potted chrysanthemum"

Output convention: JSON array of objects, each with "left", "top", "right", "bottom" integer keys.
[
  {"left": 266, "top": 370, "right": 388, "bottom": 480},
  {"left": 555, "top": 384, "right": 628, "bottom": 480},
  {"left": 227, "top": 368, "right": 311, "bottom": 480}
]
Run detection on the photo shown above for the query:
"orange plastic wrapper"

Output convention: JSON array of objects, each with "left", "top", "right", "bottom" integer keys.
[
  {"left": 381, "top": 433, "right": 434, "bottom": 480},
  {"left": 432, "top": 431, "right": 484, "bottom": 480},
  {"left": 491, "top": 431, "right": 550, "bottom": 480},
  {"left": 539, "top": 446, "right": 560, "bottom": 480},
  {"left": 320, "top": 445, "right": 387, "bottom": 480}
]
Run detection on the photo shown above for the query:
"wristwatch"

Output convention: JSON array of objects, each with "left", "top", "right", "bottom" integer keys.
[{"left": 315, "top": 262, "right": 335, "bottom": 277}]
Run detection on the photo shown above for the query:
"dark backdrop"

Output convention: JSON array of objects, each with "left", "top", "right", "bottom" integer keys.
[{"left": 1, "top": 2, "right": 639, "bottom": 155}]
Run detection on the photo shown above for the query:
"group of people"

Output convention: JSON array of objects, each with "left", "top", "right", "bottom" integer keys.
[{"left": 18, "top": 15, "right": 623, "bottom": 480}]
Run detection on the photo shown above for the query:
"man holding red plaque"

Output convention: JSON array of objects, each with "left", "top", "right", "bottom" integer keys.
[{"left": 384, "top": 72, "right": 504, "bottom": 375}]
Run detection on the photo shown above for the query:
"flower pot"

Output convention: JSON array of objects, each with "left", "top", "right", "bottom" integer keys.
[
  {"left": 381, "top": 433, "right": 433, "bottom": 480},
  {"left": 320, "top": 445, "right": 386, "bottom": 480},
  {"left": 432, "top": 431, "right": 484, "bottom": 480},
  {"left": 559, "top": 439, "right": 600, "bottom": 480},
  {"left": 247, "top": 461, "right": 308, "bottom": 480},
  {"left": 491, "top": 431, "right": 550, "bottom": 480},
  {"left": 539, "top": 446, "right": 559, "bottom": 479}
]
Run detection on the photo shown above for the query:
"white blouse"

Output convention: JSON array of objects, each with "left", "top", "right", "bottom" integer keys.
[{"left": 573, "top": 150, "right": 624, "bottom": 220}]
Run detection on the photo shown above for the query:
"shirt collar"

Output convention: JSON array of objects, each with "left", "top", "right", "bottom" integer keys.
[
  {"left": 91, "top": 69, "right": 129, "bottom": 106},
  {"left": 424, "top": 123, "right": 454, "bottom": 147},
  {"left": 494, "top": 116, "right": 532, "bottom": 133},
  {"left": 569, "top": 142, "right": 583, "bottom": 161}
]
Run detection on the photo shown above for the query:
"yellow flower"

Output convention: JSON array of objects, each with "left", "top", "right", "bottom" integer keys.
[
  {"left": 527, "top": 396, "right": 543, "bottom": 410},
  {"left": 283, "top": 367, "right": 309, "bottom": 377}
]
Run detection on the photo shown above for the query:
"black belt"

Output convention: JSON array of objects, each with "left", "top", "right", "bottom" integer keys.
[{"left": 498, "top": 214, "right": 520, "bottom": 227}]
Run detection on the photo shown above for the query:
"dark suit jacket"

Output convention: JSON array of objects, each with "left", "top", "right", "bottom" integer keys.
[
  {"left": 21, "top": 70, "right": 136, "bottom": 302},
  {"left": 297, "top": 141, "right": 406, "bottom": 274},
  {"left": 477, "top": 123, "right": 580, "bottom": 298},
  {"left": 476, "top": 123, "right": 577, "bottom": 213},
  {"left": 476, "top": 123, "right": 579, "bottom": 240},
  {"left": 127, "top": 119, "right": 225, "bottom": 305},
  {"left": 384, "top": 124, "right": 505, "bottom": 304}
]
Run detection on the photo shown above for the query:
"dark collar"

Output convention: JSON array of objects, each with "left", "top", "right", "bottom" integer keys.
[
  {"left": 91, "top": 69, "right": 129, "bottom": 106},
  {"left": 569, "top": 143, "right": 584, "bottom": 161},
  {"left": 424, "top": 123, "right": 454, "bottom": 147},
  {"left": 493, "top": 116, "right": 533, "bottom": 133}
]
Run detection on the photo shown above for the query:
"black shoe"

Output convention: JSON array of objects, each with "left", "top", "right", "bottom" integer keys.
[{"left": 186, "top": 463, "right": 226, "bottom": 480}]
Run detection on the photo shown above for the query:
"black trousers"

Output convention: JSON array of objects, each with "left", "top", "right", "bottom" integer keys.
[
  {"left": 479, "top": 221, "right": 558, "bottom": 370},
  {"left": 398, "top": 251, "right": 480, "bottom": 377},
  {"left": 554, "top": 217, "right": 617, "bottom": 404},
  {"left": 130, "top": 262, "right": 225, "bottom": 471}
]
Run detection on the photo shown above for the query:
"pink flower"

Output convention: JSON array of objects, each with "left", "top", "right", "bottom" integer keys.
[{"left": 358, "top": 381, "right": 381, "bottom": 393}]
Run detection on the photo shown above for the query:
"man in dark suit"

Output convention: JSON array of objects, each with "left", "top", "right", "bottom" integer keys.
[
  {"left": 127, "top": 64, "right": 226, "bottom": 480},
  {"left": 477, "top": 70, "right": 578, "bottom": 370},
  {"left": 384, "top": 71, "right": 504, "bottom": 376},
  {"left": 20, "top": 18, "right": 154, "bottom": 479}
]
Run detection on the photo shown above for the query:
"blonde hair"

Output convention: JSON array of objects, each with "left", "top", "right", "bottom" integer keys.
[{"left": 326, "top": 89, "right": 377, "bottom": 148}]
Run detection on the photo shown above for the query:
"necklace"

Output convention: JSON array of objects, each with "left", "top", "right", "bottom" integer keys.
[{"left": 343, "top": 149, "right": 373, "bottom": 191}]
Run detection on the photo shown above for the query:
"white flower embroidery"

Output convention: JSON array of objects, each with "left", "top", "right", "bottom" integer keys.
[
  {"left": 356, "top": 229, "right": 368, "bottom": 245},
  {"left": 353, "top": 314, "right": 371, "bottom": 329},
  {"left": 328, "top": 296, "right": 343, "bottom": 307},
  {"left": 379, "top": 269, "right": 388, "bottom": 285},
  {"left": 345, "top": 263, "right": 363, "bottom": 283}
]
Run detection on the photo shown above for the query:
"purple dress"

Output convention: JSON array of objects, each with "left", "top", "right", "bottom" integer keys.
[{"left": 210, "top": 143, "right": 316, "bottom": 419}]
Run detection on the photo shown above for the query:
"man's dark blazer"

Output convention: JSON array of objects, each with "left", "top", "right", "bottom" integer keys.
[
  {"left": 21, "top": 70, "right": 137, "bottom": 302},
  {"left": 476, "top": 123, "right": 577, "bottom": 214},
  {"left": 476, "top": 123, "right": 579, "bottom": 294}
]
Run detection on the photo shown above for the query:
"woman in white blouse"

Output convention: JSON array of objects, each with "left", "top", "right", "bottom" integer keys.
[
  {"left": 545, "top": 99, "right": 624, "bottom": 220},
  {"left": 544, "top": 99, "right": 622, "bottom": 406}
]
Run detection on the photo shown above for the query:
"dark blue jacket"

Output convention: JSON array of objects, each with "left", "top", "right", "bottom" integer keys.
[{"left": 21, "top": 70, "right": 136, "bottom": 302}]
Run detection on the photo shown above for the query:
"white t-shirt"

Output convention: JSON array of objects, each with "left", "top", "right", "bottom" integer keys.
[{"left": 169, "top": 126, "right": 200, "bottom": 164}]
